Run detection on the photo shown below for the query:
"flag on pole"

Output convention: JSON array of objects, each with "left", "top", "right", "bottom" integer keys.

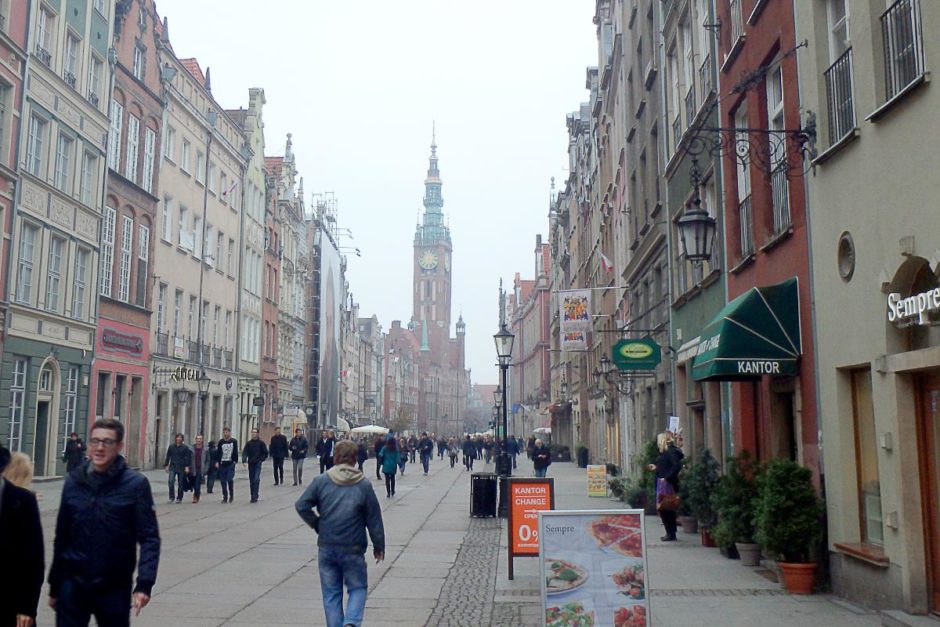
[{"left": 600, "top": 252, "right": 614, "bottom": 273}]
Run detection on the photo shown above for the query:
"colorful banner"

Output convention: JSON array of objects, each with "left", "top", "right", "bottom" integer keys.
[
  {"left": 561, "top": 330, "right": 588, "bottom": 352},
  {"left": 560, "top": 290, "right": 592, "bottom": 331},
  {"left": 587, "top": 465, "right": 607, "bottom": 497},
  {"left": 540, "top": 510, "right": 650, "bottom": 627}
]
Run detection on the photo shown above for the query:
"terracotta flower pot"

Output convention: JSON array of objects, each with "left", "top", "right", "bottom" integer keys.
[
  {"left": 700, "top": 527, "right": 717, "bottom": 547},
  {"left": 735, "top": 542, "right": 761, "bottom": 567},
  {"left": 779, "top": 562, "right": 816, "bottom": 594},
  {"left": 678, "top": 515, "right": 698, "bottom": 534}
]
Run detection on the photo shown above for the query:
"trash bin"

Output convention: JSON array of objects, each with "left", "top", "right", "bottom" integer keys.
[{"left": 470, "top": 472, "right": 497, "bottom": 518}]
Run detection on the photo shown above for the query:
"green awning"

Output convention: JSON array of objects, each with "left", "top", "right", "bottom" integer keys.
[{"left": 691, "top": 278, "right": 801, "bottom": 381}]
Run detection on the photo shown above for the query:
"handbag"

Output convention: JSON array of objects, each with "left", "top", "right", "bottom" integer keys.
[{"left": 656, "top": 478, "right": 681, "bottom": 512}]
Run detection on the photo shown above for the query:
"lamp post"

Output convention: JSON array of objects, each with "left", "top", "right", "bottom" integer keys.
[
  {"left": 493, "top": 322, "right": 515, "bottom": 518},
  {"left": 676, "top": 160, "right": 717, "bottom": 262},
  {"left": 197, "top": 369, "right": 210, "bottom": 436}
]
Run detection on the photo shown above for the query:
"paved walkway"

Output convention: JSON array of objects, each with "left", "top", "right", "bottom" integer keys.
[{"left": 30, "top": 454, "right": 883, "bottom": 626}]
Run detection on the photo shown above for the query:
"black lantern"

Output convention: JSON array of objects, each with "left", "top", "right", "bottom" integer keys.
[
  {"left": 599, "top": 355, "right": 613, "bottom": 377},
  {"left": 677, "top": 195, "right": 717, "bottom": 262},
  {"left": 493, "top": 323, "right": 515, "bottom": 365}
]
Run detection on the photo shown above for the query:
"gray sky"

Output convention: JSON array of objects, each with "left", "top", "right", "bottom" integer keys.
[{"left": 156, "top": 0, "right": 597, "bottom": 384}]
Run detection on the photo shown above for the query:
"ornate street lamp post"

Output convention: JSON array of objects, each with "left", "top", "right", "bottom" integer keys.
[
  {"left": 493, "top": 323, "right": 515, "bottom": 517},
  {"left": 197, "top": 369, "right": 210, "bottom": 435}
]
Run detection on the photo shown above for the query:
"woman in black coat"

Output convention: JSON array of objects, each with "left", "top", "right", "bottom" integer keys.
[
  {"left": 648, "top": 431, "right": 684, "bottom": 542},
  {"left": 0, "top": 445, "right": 44, "bottom": 626}
]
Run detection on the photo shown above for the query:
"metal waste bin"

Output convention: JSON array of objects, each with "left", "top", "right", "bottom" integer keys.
[{"left": 470, "top": 472, "right": 497, "bottom": 518}]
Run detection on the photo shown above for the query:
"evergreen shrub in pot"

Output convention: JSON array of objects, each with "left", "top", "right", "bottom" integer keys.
[
  {"left": 754, "top": 459, "right": 822, "bottom": 594},
  {"left": 711, "top": 451, "right": 762, "bottom": 566},
  {"left": 685, "top": 448, "right": 720, "bottom": 544},
  {"left": 677, "top": 466, "right": 697, "bottom": 534}
]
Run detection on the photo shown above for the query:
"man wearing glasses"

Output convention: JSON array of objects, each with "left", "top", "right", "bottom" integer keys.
[{"left": 48, "top": 417, "right": 161, "bottom": 626}]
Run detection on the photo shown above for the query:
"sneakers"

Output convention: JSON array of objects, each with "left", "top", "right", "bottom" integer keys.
[
  {"left": 222, "top": 497, "right": 228, "bottom": 504},
  {"left": 661, "top": 535, "right": 677, "bottom": 542}
]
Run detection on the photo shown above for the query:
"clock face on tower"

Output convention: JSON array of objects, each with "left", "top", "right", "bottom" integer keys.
[{"left": 418, "top": 250, "right": 439, "bottom": 270}]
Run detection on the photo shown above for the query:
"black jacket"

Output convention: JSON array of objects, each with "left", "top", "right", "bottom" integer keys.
[
  {"left": 418, "top": 437, "right": 434, "bottom": 457},
  {"left": 532, "top": 445, "right": 552, "bottom": 470},
  {"left": 654, "top": 444, "right": 684, "bottom": 488},
  {"left": 242, "top": 439, "right": 269, "bottom": 465},
  {"left": 289, "top": 436, "right": 309, "bottom": 460},
  {"left": 316, "top": 437, "right": 335, "bottom": 459},
  {"left": 64, "top": 439, "right": 85, "bottom": 471},
  {"left": 163, "top": 443, "right": 192, "bottom": 471},
  {"left": 0, "top": 479, "right": 44, "bottom": 621},
  {"left": 49, "top": 457, "right": 160, "bottom": 597},
  {"left": 461, "top": 439, "right": 477, "bottom": 458},
  {"left": 269, "top": 434, "right": 289, "bottom": 459}
]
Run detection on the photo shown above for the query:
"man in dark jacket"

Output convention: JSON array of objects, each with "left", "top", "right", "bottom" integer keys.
[
  {"left": 506, "top": 435, "right": 519, "bottom": 469},
  {"left": 206, "top": 441, "right": 220, "bottom": 494},
  {"left": 49, "top": 418, "right": 160, "bottom": 625},
  {"left": 63, "top": 432, "right": 85, "bottom": 472},
  {"left": 532, "top": 438, "right": 552, "bottom": 478},
  {"left": 242, "top": 428, "right": 269, "bottom": 503},
  {"left": 217, "top": 427, "right": 239, "bottom": 503},
  {"left": 461, "top": 435, "right": 477, "bottom": 471},
  {"left": 289, "top": 428, "right": 310, "bottom": 486},
  {"left": 418, "top": 432, "right": 434, "bottom": 475},
  {"left": 269, "top": 427, "right": 289, "bottom": 486},
  {"left": 316, "top": 430, "right": 336, "bottom": 474},
  {"left": 163, "top": 433, "right": 192, "bottom": 503},
  {"left": 0, "top": 444, "right": 44, "bottom": 627},
  {"left": 295, "top": 441, "right": 384, "bottom": 627}
]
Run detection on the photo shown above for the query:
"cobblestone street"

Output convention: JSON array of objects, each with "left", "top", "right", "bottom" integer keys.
[{"left": 31, "top": 455, "right": 885, "bottom": 626}]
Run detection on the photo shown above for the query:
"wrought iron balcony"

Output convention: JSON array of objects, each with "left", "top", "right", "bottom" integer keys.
[
  {"left": 824, "top": 48, "right": 856, "bottom": 145},
  {"left": 699, "top": 55, "right": 712, "bottom": 99},
  {"left": 155, "top": 332, "right": 169, "bottom": 357},
  {"left": 881, "top": 0, "right": 924, "bottom": 100},
  {"left": 771, "top": 167, "right": 790, "bottom": 235},
  {"left": 64, "top": 71, "right": 77, "bottom": 88},
  {"left": 738, "top": 194, "right": 754, "bottom": 257},
  {"left": 685, "top": 87, "right": 696, "bottom": 127},
  {"left": 36, "top": 46, "right": 51, "bottom": 66}
]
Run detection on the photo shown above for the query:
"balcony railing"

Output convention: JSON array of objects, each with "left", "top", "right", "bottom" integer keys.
[
  {"left": 824, "top": 48, "right": 856, "bottom": 145},
  {"left": 188, "top": 340, "right": 200, "bottom": 362},
  {"left": 212, "top": 347, "right": 223, "bottom": 368},
  {"left": 729, "top": 0, "right": 744, "bottom": 46},
  {"left": 672, "top": 115, "right": 681, "bottom": 150},
  {"left": 88, "top": 92, "right": 100, "bottom": 107},
  {"left": 685, "top": 87, "right": 696, "bottom": 127},
  {"left": 36, "top": 46, "right": 51, "bottom": 66},
  {"left": 881, "top": 0, "right": 924, "bottom": 100},
  {"left": 64, "top": 71, "right": 77, "bottom": 88},
  {"left": 200, "top": 345, "right": 210, "bottom": 365},
  {"left": 771, "top": 167, "right": 790, "bottom": 235},
  {"left": 223, "top": 350, "right": 234, "bottom": 370},
  {"left": 155, "top": 332, "right": 169, "bottom": 357},
  {"left": 738, "top": 194, "right": 754, "bottom": 257},
  {"left": 699, "top": 55, "right": 712, "bottom": 98}
]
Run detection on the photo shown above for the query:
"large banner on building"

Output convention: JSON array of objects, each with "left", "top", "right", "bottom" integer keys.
[
  {"left": 540, "top": 510, "right": 650, "bottom": 627},
  {"left": 560, "top": 290, "right": 591, "bottom": 352},
  {"left": 318, "top": 229, "right": 343, "bottom": 428}
]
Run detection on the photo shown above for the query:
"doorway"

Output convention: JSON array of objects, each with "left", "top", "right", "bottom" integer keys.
[
  {"left": 34, "top": 401, "right": 50, "bottom": 474},
  {"left": 916, "top": 371, "right": 940, "bottom": 613}
]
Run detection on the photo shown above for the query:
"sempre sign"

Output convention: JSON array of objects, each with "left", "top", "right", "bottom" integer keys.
[{"left": 888, "top": 289, "right": 940, "bottom": 326}]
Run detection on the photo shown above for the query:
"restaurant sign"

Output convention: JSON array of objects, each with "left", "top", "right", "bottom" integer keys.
[
  {"left": 102, "top": 328, "right": 144, "bottom": 355},
  {"left": 887, "top": 288, "right": 940, "bottom": 326}
]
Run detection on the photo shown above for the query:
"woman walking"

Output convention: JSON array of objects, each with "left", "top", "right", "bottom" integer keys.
[
  {"left": 380, "top": 438, "right": 401, "bottom": 498},
  {"left": 447, "top": 437, "right": 459, "bottom": 468},
  {"left": 648, "top": 431, "right": 684, "bottom": 542}
]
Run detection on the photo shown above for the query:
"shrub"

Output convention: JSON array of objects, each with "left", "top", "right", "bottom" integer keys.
[
  {"left": 753, "top": 459, "right": 821, "bottom": 563},
  {"left": 685, "top": 448, "right": 721, "bottom": 527},
  {"left": 711, "top": 451, "right": 762, "bottom": 549}
]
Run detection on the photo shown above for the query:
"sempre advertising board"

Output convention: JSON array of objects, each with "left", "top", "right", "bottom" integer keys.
[{"left": 539, "top": 510, "right": 650, "bottom": 627}]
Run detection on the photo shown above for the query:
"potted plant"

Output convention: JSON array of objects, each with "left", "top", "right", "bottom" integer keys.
[
  {"left": 711, "top": 451, "right": 762, "bottom": 566},
  {"left": 685, "top": 448, "right": 720, "bottom": 546},
  {"left": 637, "top": 439, "right": 660, "bottom": 515},
  {"left": 754, "top": 459, "right": 822, "bottom": 594},
  {"left": 676, "top": 466, "right": 697, "bottom": 534}
]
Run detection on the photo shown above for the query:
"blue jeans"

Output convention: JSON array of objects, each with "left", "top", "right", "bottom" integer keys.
[
  {"left": 168, "top": 469, "right": 186, "bottom": 501},
  {"left": 219, "top": 462, "right": 235, "bottom": 500},
  {"left": 421, "top": 453, "right": 430, "bottom": 473},
  {"left": 248, "top": 462, "right": 262, "bottom": 501},
  {"left": 534, "top": 467, "right": 547, "bottom": 478},
  {"left": 318, "top": 548, "right": 368, "bottom": 627},
  {"left": 56, "top": 578, "right": 131, "bottom": 626},
  {"left": 192, "top": 470, "right": 204, "bottom": 497}
]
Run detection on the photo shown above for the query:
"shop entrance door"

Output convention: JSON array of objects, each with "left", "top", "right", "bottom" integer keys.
[{"left": 917, "top": 372, "right": 940, "bottom": 613}]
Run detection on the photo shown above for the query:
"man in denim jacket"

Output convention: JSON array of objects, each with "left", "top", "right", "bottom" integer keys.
[{"left": 295, "top": 440, "right": 384, "bottom": 627}]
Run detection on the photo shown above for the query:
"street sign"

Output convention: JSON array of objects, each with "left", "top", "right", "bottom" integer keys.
[
  {"left": 611, "top": 337, "right": 661, "bottom": 371},
  {"left": 507, "top": 477, "right": 555, "bottom": 580}
]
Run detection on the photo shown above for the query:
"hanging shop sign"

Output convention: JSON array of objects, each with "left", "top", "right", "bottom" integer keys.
[
  {"left": 101, "top": 328, "right": 144, "bottom": 355},
  {"left": 560, "top": 290, "right": 592, "bottom": 352},
  {"left": 887, "top": 288, "right": 940, "bottom": 326},
  {"left": 507, "top": 477, "right": 555, "bottom": 580},
  {"left": 611, "top": 337, "right": 661, "bottom": 371},
  {"left": 539, "top": 509, "right": 650, "bottom": 626}
]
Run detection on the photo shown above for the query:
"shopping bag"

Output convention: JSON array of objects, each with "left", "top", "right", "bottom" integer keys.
[{"left": 656, "top": 477, "right": 681, "bottom": 512}]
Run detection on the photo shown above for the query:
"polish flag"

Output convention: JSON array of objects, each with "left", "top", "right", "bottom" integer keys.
[{"left": 600, "top": 252, "right": 614, "bottom": 273}]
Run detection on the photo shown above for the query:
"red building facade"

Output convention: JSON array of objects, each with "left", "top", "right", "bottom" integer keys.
[{"left": 715, "top": 0, "right": 819, "bottom": 475}]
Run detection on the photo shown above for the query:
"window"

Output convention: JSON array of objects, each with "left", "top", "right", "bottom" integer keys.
[
  {"left": 181, "top": 139, "right": 190, "bottom": 172},
  {"left": 26, "top": 114, "right": 46, "bottom": 176},
  {"left": 213, "top": 306, "right": 220, "bottom": 345},
  {"left": 193, "top": 215, "right": 203, "bottom": 258},
  {"left": 64, "top": 34, "right": 79, "bottom": 87},
  {"left": 161, "top": 197, "right": 173, "bottom": 242},
  {"left": 79, "top": 151, "right": 97, "bottom": 206},
  {"left": 828, "top": 0, "right": 850, "bottom": 59},
  {"left": 0, "top": 85, "right": 7, "bottom": 159},
  {"left": 220, "top": 172, "right": 228, "bottom": 202},
  {"left": 200, "top": 300, "right": 208, "bottom": 342},
  {"left": 54, "top": 133, "right": 73, "bottom": 192},
  {"left": 138, "top": 4, "right": 147, "bottom": 27},
  {"left": 204, "top": 224, "right": 214, "bottom": 265},
  {"left": 164, "top": 125, "right": 176, "bottom": 161},
  {"left": 99, "top": 206, "right": 115, "bottom": 297},
  {"left": 173, "top": 289, "right": 182, "bottom": 337},
  {"left": 136, "top": 224, "right": 149, "bottom": 306},
  {"left": 157, "top": 283, "right": 167, "bottom": 332},
  {"left": 734, "top": 105, "right": 753, "bottom": 257},
  {"left": 16, "top": 223, "right": 38, "bottom": 304},
  {"left": 8, "top": 359, "right": 26, "bottom": 451},
  {"left": 118, "top": 215, "right": 133, "bottom": 302},
  {"left": 851, "top": 368, "right": 883, "bottom": 545},
  {"left": 87, "top": 55, "right": 103, "bottom": 106},
  {"left": 46, "top": 236, "right": 64, "bottom": 311},
  {"left": 36, "top": 8, "right": 53, "bottom": 62},
  {"left": 132, "top": 45, "right": 144, "bottom": 80},
  {"left": 195, "top": 151, "right": 205, "bottom": 184},
  {"left": 142, "top": 127, "right": 156, "bottom": 193},
  {"left": 225, "top": 310, "right": 232, "bottom": 350},
  {"left": 766, "top": 65, "right": 790, "bottom": 233},
  {"left": 216, "top": 231, "right": 225, "bottom": 270},
  {"left": 881, "top": 0, "right": 925, "bottom": 100},
  {"left": 208, "top": 161, "right": 216, "bottom": 193},
  {"left": 188, "top": 295, "right": 197, "bottom": 338},
  {"left": 93, "top": 0, "right": 107, "bottom": 16},
  {"left": 62, "top": 367, "right": 78, "bottom": 452},
  {"left": 228, "top": 238, "right": 236, "bottom": 276},
  {"left": 125, "top": 114, "right": 139, "bottom": 182},
  {"left": 108, "top": 100, "right": 123, "bottom": 170},
  {"left": 71, "top": 248, "right": 88, "bottom": 318}
]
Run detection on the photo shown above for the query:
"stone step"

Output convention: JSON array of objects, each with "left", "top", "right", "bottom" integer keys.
[{"left": 881, "top": 610, "right": 940, "bottom": 627}]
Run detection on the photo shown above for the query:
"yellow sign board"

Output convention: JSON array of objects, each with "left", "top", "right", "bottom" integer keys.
[{"left": 586, "top": 464, "right": 607, "bottom": 497}]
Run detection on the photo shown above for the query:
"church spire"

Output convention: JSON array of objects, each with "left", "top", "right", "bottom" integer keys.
[{"left": 416, "top": 123, "right": 449, "bottom": 245}]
